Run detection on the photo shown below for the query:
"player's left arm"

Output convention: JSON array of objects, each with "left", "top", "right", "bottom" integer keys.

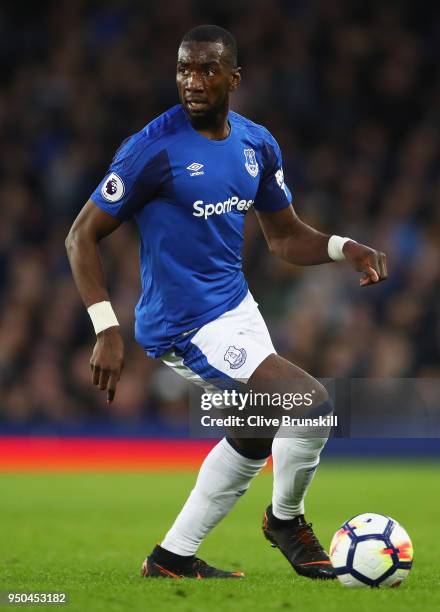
[{"left": 255, "top": 205, "right": 388, "bottom": 286}]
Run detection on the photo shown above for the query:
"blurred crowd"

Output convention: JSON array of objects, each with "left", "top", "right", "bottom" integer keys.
[{"left": 0, "top": 0, "right": 439, "bottom": 430}]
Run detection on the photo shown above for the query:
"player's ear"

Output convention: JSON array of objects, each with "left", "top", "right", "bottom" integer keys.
[{"left": 230, "top": 67, "right": 241, "bottom": 92}]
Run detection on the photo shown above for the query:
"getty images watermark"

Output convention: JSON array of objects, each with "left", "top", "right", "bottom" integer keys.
[
  {"left": 188, "top": 378, "right": 440, "bottom": 438},
  {"left": 198, "top": 389, "right": 338, "bottom": 429}
]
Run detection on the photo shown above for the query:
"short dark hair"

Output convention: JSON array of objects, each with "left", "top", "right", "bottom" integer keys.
[{"left": 181, "top": 25, "right": 238, "bottom": 67}]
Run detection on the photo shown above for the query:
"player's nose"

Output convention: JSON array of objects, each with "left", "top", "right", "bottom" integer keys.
[{"left": 186, "top": 71, "right": 204, "bottom": 91}]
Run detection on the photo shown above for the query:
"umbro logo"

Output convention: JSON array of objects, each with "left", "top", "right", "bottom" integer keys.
[{"left": 187, "top": 162, "right": 204, "bottom": 177}]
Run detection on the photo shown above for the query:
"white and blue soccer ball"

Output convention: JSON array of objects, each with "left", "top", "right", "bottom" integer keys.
[{"left": 330, "top": 513, "right": 413, "bottom": 588}]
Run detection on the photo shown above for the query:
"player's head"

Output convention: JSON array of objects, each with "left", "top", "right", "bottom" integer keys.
[{"left": 177, "top": 25, "right": 241, "bottom": 127}]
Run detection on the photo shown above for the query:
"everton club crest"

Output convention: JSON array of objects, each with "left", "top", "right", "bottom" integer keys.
[
  {"left": 244, "top": 148, "right": 258, "bottom": 178},
  {"left": 224, "top": 346, "right": 247, "bottom": 369}
]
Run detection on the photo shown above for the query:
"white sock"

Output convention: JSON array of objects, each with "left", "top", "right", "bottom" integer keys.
[
  {"left": 271, "top": 436, "right": 328, "bottom": 520},
  {"left": 161, "top": 437, "right": 267, "bottom": 556}
]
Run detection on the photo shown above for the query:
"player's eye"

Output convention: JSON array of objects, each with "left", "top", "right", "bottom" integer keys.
[
  {"left": 178, "top": 66, "right": 189, "bottom": 75},
  {"left": 205, "top": 68, "right": 216, "bottom": 77}
]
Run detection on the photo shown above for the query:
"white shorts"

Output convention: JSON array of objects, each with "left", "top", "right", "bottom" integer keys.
[{"left": 162, "top": 291, "right": 276, "bottom": 389}]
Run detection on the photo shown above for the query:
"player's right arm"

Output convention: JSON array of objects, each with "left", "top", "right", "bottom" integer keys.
[
  {"left": 65, "top": 200, "right": 124, "bottom": 403},
  {"left": 67, "top": 128, "right": 164, "bottom": 401}
]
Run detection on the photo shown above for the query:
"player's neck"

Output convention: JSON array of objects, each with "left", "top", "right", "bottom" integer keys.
[
  {"left": 190, "top": 110, "right": 230, "bottom": 141},
  {"left": 196, "top": 123, "right": 230, "bottom": 141}
]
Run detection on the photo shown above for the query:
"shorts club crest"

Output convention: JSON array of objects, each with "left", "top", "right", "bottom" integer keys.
[{"left": 224, "top": 346, "right": 247, "bottom": 369}]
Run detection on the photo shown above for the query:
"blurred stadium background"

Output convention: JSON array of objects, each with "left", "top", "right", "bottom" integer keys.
[{"left": 0, "top": 0, "right": 439, "bottom": 458}]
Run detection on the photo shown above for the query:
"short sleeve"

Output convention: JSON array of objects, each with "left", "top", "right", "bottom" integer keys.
[
  {"left": 254, "top": 137, "right": 292, "bottom": 212},
  {"left": 90, "top": 131, "right": 169, "bottom": 221}
]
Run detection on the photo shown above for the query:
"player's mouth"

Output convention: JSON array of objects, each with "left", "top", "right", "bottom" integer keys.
[{"left": 186, "top": 99, "right": 209, "bottom": 112}]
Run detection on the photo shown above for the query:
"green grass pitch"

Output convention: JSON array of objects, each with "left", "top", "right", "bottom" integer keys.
[{"left": 1, "top": 461, "right": 439, "bottom": 612}]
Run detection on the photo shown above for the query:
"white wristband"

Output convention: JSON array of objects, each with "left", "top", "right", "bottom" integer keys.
[
  {"left": 87, "top": 301, "right": 119, "bottom": 335},
  {"left": 328, "top": 235, "right": 352, "bottom": 261}
]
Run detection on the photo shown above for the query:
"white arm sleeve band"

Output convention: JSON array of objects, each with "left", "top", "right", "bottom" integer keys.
[
  {"left": 87, "top": 301, "right": 119, "bottom": 335},
  {"left": 328, "top": 235, "right": 352, "bottom": 261}
]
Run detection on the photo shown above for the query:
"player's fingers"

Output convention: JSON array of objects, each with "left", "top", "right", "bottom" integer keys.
[
  {"left": 92, "top": 364, "right": 100, "bottom": 386},
  {"left": 99, "top": 369, "right": 110, "bottom": 390},
  {"left": 106, "top": 372, "right": 119, "bottom": 404},
  {"left": 360, "top": 266, "right": 379, "bottom": 286},
  {"left": 378, "top": 252, "right": 388, "bottom": 280},
  {"left": 371, "top": 251, "right": 381, "bottom": 276}
]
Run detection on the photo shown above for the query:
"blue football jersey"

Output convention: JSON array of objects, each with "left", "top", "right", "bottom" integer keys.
[{"left": 91, "top": 104, "right": 292, "bottom": 357}]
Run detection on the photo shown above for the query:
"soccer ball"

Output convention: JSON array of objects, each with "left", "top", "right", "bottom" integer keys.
[{"left": 329, "top": 513, "right": 413, "bottom": 588}]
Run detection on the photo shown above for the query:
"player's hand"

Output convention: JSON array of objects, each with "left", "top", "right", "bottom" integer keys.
[
  {"left": 342, "top": 241, "right": 388, "bottom": 287},
  {"left": 90, "top": 327, "right": 125, "bottom": 403}
]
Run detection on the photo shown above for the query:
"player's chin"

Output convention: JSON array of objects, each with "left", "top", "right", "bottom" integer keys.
[{"left": 184, "top": 103, "right": 212, "bottom": 121}]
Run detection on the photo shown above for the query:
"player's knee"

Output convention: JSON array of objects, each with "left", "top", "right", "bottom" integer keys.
[
  {"left": 227, "top": 436, "right": 272, "bottom": 459},
  {"left": 311, "top": 380, "right": 329, "bottom": 407},
  {"left": 292, "top": 436, "right": 329, "bottom": 455}
]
